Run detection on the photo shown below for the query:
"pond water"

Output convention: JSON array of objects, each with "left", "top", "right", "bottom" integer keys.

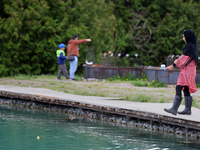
[{"left": 0, "top": 104, "right": 199, "bottom": 150}]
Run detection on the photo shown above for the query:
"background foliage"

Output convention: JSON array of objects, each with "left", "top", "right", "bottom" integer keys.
[{"left": 0, "top": 0, "right": 200, "bottom": 76}]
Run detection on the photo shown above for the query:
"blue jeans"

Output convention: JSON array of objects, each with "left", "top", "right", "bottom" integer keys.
[{"left": 69, "top": 56, "right": 78, "bottom": 79}]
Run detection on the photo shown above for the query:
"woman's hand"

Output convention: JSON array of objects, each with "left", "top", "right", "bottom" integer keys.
[
  {"left": 174, "top": 59, "right": 179, "bottom": 64},
  {"left": 166, "top": 65, "right": 174, "bottom": 70}
]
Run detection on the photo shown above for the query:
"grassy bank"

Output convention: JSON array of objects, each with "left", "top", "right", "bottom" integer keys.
[{"left": 0, "top": 74, "right": 200, "bottom": 109}]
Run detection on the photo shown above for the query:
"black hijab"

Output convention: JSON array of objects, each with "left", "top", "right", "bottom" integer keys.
[{"left": 182, "top": 29, "right": 199, "bottom": 64}]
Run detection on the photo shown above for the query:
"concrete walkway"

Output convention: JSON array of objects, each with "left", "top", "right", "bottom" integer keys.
[{"left": 0, "top": 85, "right": 200, "bottom": 123}]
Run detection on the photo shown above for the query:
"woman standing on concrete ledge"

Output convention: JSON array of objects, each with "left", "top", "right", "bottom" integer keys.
[{"left": 164, "top": 29, "right": 199, "bottom": 115}]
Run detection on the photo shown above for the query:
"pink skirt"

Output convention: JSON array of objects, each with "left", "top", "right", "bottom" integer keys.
[{"left": 176, "top": 55, "right": 197, "bottom": 93}]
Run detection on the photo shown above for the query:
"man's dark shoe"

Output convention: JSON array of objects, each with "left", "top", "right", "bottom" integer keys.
[
  {"left": 56, "top": 78, "right": 62, "bottom": 80},
  {"left": 71, "top": 78, "right": 78, "bottom": 81}
]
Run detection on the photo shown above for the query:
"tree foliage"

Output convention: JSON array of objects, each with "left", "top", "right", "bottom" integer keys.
[
  {"left": 0, "top": 0, "right": 65, "bottom": 76},
  {"left": 0, "top": 0, "right": 200, "bottom": 76},
  {"left": 111, "top": 0, "right": 200, "bottom": 66},
  {"left": 63, "top": 0, "right": 116, "bottom": 71}
]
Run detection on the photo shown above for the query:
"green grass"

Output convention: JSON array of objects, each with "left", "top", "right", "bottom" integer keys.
[
  {"left": 49, "top": 82, "right": 58, "bottom": 85},
  {"left": 123, "top": 94, "right": 153, "bottom": 102},
  {"left": 9, "top": 74, "right": 57, "bottom": 80},
  {"left": 106, "top": 72, "right": 148, "bottom": 82},
  {"left": 159, "top": 97, "right": 166, "bottom": 103},
  {"left": 6, "top": 74, "right": 85, "bottom": 81},
  {"left": 105, "top": 73, "right": 166, "bottom": 88},
  {"left": 152, "top": 90, "right": 167, "bottom": 93},
  {"left": 191, "top": 98, "right": 200, "bottom": 109},
  {"left": 63, "top": 89, "right": 70, "bottom": 93},
  {"left": 5, "top": 74, "right": 86, "bottom": 81},
  {"left": 148, "top": 80, "right": 166, "bottom": 87},
  {"left": 196, "top": 83, "right": 200, "bottom": 88},
  {"left": 6, "top": 73, "right": 199, "bottom": 90},
  {"left": 132, "top": 80, "right": 148, "bottom": 87},
  {"left": 0, "top": 73, "right": 192, "bottom": 93},
  {"left": 59, "top": 85, "right": 66, "bottom": 88},
  {"left": 2, "top": 73, "right": 200, "bottom": 108},
  {"left": 181, "top": 98, "right": 200, "bottom": 109},
  {"left": 72, "top": 90, "right": 107, "bottom": 97}
]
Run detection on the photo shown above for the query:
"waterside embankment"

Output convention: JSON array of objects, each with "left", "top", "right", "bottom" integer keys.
[{"left": 0, "top": 85, "right": 200, "bottom": 140}]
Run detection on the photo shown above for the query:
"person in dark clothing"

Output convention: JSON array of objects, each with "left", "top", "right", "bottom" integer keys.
[
  {"left": 56, "top": 43, "right": 70, "bottom": 80},
  {"left": 164, "top": 29, "right": 199, "bottom": 115}
]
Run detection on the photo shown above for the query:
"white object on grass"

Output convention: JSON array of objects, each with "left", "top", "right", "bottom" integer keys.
[{"left": 85, "top": 60, "right": 93, "bottom": 65}]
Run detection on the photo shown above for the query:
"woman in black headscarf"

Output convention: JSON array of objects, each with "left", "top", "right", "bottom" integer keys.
[{"left": 164, "top": 29, "right": 199, "bottom": 115}]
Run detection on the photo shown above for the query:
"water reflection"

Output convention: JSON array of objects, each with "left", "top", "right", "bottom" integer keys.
[{"left": 0, "top": 104, "right": 199, "bottom": 150}]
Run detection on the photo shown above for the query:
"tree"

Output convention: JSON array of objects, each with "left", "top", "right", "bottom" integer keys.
[
  {"left": 0, "top": 0, "right": 65, "bottom": 76},
  {"left": 63, "top": 0, "right": 116, "bottom": 69},
  {"left": 111, "top": 0, "right": 200, "bottom": 66},
  {"left": 147, "top": 0, "right": 200, "bottom": 65}
]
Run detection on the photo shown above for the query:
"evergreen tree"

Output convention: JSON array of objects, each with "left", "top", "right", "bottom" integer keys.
[
  {"left": 63, "top": 0, "right": 116, "bottom": 67},
  {"left": 0, "top": 0, "right": 116, "bottom": 76},
  {"left": 148, "top": 0, "right": 200, "bottom": 65},
  {"left": 110, "top": 0, "right": 200, "bottom": 66},
  {"left": 0, "top": 0, "right": 64, "bottom": 76},
  {"left": 1, "top": 0, "right": 200, "bottom": 76}
]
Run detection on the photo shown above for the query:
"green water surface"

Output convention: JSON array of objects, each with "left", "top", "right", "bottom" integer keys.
[{"left": 0, "top": 104, "right": 199, "bottom": 150}]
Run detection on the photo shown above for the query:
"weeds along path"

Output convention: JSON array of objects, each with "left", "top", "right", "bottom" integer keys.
[{"left": 0, "top": 78, "right": 200, "bottom": 106}]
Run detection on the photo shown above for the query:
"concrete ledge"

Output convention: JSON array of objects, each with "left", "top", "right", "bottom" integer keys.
[{"left": 0, "top": 85, "right": 200, "bottom": 133}]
